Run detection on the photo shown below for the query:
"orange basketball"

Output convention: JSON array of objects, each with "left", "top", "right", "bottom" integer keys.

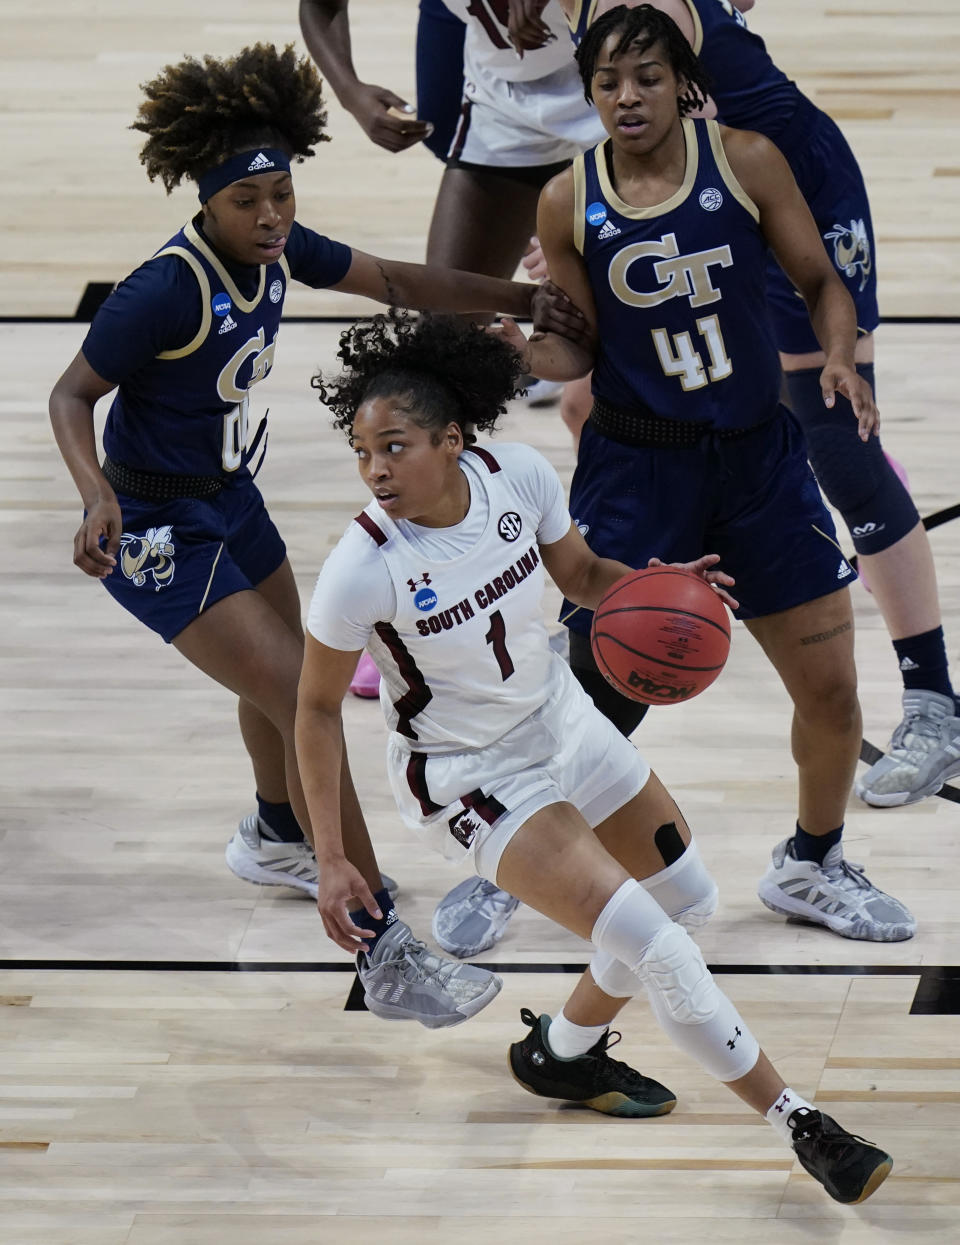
[{"left": 590, "top": 567, "right": 731, "bottom": 705}]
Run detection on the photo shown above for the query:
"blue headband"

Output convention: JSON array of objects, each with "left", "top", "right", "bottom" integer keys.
[{"left": 196, "top": 148, "right": 292, "bottom": 203}]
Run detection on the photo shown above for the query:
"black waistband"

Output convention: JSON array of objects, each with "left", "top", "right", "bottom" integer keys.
[
  {"left": 102, "top": 455, "right": 224, "bottom": 502},
  {"left": 589, "top": 398, "right": 771, "bottom": 448}
]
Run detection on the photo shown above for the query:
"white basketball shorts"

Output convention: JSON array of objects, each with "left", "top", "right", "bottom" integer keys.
[
  {"left": 449, "top": 57, "right": 606, "bottom": 168},
  {"left": 387, "top": 660, "right": 650, "bottom": 879}
]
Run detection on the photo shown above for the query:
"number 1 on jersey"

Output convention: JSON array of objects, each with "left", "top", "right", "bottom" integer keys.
[
  {"left": 485, "top": 609, "right": 515, "bottom": 680},
  {"left": 651, "top": 313, "right": 732, "bottom": 391}
]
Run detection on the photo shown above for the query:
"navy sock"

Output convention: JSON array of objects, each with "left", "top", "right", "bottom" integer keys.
[
  {"left": 256, "top": 794, "right": 306, "bottom": 844},
  {"left": 892, "top": 627, "right": 955, "bottom": 700},
  {"left": 793, "top": 823, "right": 843, "bottom": 866},
  {"left": 349, "top": 888, "right": 396, "bottom": 953}
]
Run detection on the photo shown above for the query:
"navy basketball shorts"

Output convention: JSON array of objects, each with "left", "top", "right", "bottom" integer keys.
[
  {"left": 766, "top": 113, "right": 879, "bottom": 355},
  {"left": 415, "top": 0, "right": 465, "bottom": 161},
  {"left": 563, "top": 408, "right": 856, "bottom": 635},
  {"left": 101, "top": 481, "right": 287, "bottom": 643}
]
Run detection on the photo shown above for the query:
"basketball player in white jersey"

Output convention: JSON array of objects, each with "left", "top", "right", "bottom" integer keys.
[
  {"left": 301, "top": 0, "right": 607, "bottom": 958},
  {"left": 296, "top": 309, "right": 892, "bottom": 1206}
]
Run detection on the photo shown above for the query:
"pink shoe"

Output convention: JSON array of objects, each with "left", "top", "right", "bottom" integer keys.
[
  {"left": 858, "top": 453, "right": 910, "bottom": 594},
  {"left": 350, "top": 652, "right": 381, "bottom": 698}
]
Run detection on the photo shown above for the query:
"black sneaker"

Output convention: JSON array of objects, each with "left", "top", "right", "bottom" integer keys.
[
  {"left": 508, "top": 1008, "right": 677, "bottom": 1118},
  {"left": 789, "top": 1107, "right": 892, "bottom": 1203}
]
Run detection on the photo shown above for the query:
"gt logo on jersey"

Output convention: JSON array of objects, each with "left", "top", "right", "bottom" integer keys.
[
  {"left": 216, "top": 327, "right": 278, "bottom": 402},
  {"left": 119, "top": 525, "right": 175, "bottom": 591},
  {"left": 609, "top": 232, "right": 733, "bottom": 310},
  {"left": 824, "top": 219, "right": 872, "bottom": 292}
]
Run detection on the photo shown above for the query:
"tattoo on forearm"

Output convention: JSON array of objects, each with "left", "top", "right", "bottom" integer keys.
[{"left": 799, "top": 621, "right": 852, "bottom": 646}]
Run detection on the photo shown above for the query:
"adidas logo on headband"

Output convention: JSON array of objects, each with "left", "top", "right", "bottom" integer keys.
[{"left": 247, "top": 151, "right": 275, "bottom": 172}]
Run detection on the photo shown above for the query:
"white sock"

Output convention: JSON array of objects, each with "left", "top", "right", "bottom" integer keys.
[
  {"left": 546, "top": 1009, "right": 609, "bottom": 1060},
  {"left": 765, "top": 1088, "right": 815, "bottom": 1145}
]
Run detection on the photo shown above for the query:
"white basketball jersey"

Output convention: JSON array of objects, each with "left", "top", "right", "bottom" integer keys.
[
  {"left": 441, "top": 0, "right": 573, "bottom": 82},
  {"left": 356, "top": 446, "right": 562, "bottom": 752}
]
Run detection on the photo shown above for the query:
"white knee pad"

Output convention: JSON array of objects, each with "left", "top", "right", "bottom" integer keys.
[
  {"left": 643, "top": 839, "right": 719, "bottom": 934},
  {"left": 639, "top": 923, "right": 759, "bottom": 1082},
  {"left": 589, "top": 949, "right": 641, "bottom": 999},
  {"left": 590, "top": 879, "right": 760, "bottom": 1082}
]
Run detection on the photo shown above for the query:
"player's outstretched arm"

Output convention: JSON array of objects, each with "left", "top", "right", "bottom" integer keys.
[
  {"left": 331, "top": 250, "right": 588, "bottom": 338},
  {"left": 296, "top": 633, "right": 381, "bottom": 952},
  {"left": 722, "top": 127, "right": 879, "bottom": 441},
  {"left": 48, "top": 352, "right": 123, "bottom": 579},
  {"left": 299, "top": 0, "right": 432, "bottom": 153}
]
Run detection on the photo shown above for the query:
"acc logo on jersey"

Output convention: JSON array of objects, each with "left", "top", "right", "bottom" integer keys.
[
  {"left": 414, "top": 587, "right": 438, "bottom": 612},
  {"left": 699, "top": 187, "right": 723, "bottom": 212},
  {"left": 497, "top": 512, "right": 522, "bottom": 542},
  {"left": 269, "top": 279, "right": 283, "bottom": 304},
  {"left": 824, "top": 218, "right": 872, "bottom": 292},
  {"left": 211, "top": 293, "right": 232, "bottom": 317},
  {"left": 586, "top": 201, "right": 608, "bottom": 227},
  {"left": 119, "top": 525, "right": 175, "bottom": 591}
]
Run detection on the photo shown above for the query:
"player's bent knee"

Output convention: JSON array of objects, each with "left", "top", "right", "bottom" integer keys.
[
  {"left": 639, "top": 922, "right": 717, "bottom": 1024},
  {"left": 784, "top": 364, "right": 918, "bottom": 553},
  {"left": 673, "top": 883, "right": 719, "bottom": 934},
  {"left": 643, "top": 838, "right": 719, "bottom": 934},
  {"left": 640, "top": 924, "right": 760, "bottom": 1081}
]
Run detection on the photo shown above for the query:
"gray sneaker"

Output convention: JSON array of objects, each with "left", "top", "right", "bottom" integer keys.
[
  {"left": 758, "top": 837, "right": 916, "bottom": 942},
  {"left": 856, "top": 689, "right": 960, "bottom": 806},
  {"left": 432, "top": 876, "right": 521, "bottom": 958},
  {"left": 226, "top": 814, "right": 398, "bottom": 900},
  {"left": 357, "top": 919, "right": 502, "bottom": 1028}
]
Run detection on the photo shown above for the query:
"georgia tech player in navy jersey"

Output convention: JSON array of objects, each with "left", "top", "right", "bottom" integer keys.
[
  {"left": 47, "top": 44, "right": 581, "bottom": 1029},
  {"left": 497, "top": 7, "right": 916, "bottom": 944},
  {"left": 297, "top": 309, "right": 892, "bottom": 1205},
  {"left": 520, "top": 0, "right": 960, "bottom": 808}
]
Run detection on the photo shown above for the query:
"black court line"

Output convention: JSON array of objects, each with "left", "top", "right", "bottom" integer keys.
[{"left": 1, "top": 960, "right": 957, "bottom": 1014}]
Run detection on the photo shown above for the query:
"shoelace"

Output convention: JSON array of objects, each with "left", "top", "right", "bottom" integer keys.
[
  {"left": 377, "top": 937, "right": 457, "bottom": 988},
  {"left": 890, "top": 709, "right": 945, "bottom": 754},
  {"left": 818, "top": 856, "right": 874, "bottom": 893},
  {"left": 587, "top": 1030, "right": 653, "bottom": 1086},
  {"left": 476, "top": 880, "right": 516, "bottom": 908},
  {"left": 793, "top": 1114, "right": 878, "bottom": 1158}
]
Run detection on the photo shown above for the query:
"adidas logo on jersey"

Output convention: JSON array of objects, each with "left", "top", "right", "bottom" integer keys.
[
  {"left": 247, "top": 151, "right": 275, "bottom": 171},
  {"left": 837, "top": 560, "right": 853, "bottom": 579},
  {"left": 597, "top": 218, "right": 622, "bottom": 239},
  {"left": 218, "top": 314, "right": 237, "bottom": 335}
]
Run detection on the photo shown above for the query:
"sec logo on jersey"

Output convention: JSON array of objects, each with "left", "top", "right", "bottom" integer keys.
[{"left": 498, "top": 512, "right": 522, "bottom": 542}]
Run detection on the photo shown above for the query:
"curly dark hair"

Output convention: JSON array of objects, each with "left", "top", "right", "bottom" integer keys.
[
  {"left": 575, "top": 4, "right": 710, "bottom": 116},
  {"left": 132, "top": 43, "right": 329, "bottom": 192},
  {"left": 313, "top": 310, "right": 527, "bottom": 447}
]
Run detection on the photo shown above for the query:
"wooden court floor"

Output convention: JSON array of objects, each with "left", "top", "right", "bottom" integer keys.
[{"left": 2, "top": 0, "right": 960, "bottom": 1241}]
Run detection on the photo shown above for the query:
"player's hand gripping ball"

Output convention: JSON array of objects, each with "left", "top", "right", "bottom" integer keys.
[{"left": 590, "top": 567, "right": 731, "bottom": 705}]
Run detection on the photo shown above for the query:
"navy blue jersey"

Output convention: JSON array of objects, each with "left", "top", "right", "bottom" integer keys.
[
  {"left": 82, "top": 220, "right": 351, "bottom": 478},
  {"left": 576, "top": 119, "right": 781, "bottom": 427}
]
